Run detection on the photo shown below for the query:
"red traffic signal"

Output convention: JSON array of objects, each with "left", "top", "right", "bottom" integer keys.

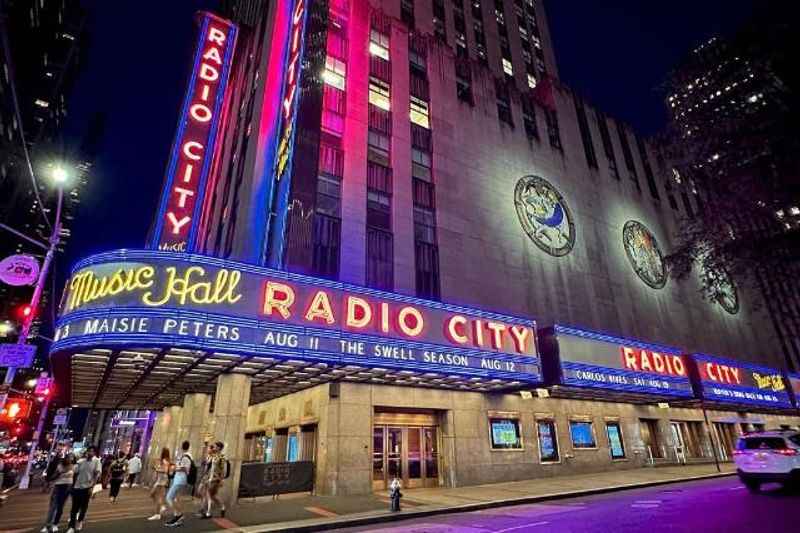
[
  {"left": 1, "top": 398, "right": 33, "bottom": 420},
  {"left": 16, "top": 304, "right": 33, "bottom": 320}
]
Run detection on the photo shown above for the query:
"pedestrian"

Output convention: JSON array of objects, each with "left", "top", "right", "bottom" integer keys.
[
  {"left": 100, "top": 454, "right": 112, "bottom": 489},
  {"left": 0, "top": 453, "right": 5, "bottom": 489},
  {"left": 164, "top": 441, "right": 194, "bottom": 527},
  {"left": 198, "top": 442, "right": 227, "bottom": 519},
  {"left": 126, "top": 453, "right": 142, "bottom": 487},
  {"left": 108, "top": 451, "right": 127, "bottom": 503},
  {"left": 147, "top": 448, "right": 171, "bottom": 521},
  {"left": 40, "top": 453, "right": 75, "bottom": 533},
  {"left": 67, "top": 446, "right": 102, "bottom": 533}
]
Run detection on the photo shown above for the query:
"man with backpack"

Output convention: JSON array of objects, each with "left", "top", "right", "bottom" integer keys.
[
  {"left": 197, "top": 442, "right": 229, "bottom": 519},
  {"left": 108, "top": 451, "right": 127, "bottom": 503},
  {"left": 164, "top": 441, "right": 195, "bottom": 527}
]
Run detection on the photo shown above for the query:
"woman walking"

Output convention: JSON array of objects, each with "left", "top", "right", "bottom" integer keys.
[
  {"left": 40, "top": 454, "right": 75, "bottom": 533},
  {"left": 108, "top": 451, "right": 127, "bottom": 503},
  {"left": 147, "top": 447, "right": 171, "bottom": 521}
]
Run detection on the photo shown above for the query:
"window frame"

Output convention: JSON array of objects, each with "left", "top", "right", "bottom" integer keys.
[
  {"left": 536, "top": 418, "right": 560, "bottom": 463},
  {"left": 605, "top": 420, "right": 626, "bottom": 460},
  {"left": 488, "top": 416, "right": 524, "bottom": 451}
]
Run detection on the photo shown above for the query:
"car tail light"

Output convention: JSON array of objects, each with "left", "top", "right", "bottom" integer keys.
[
  {"left": 732, "top": 450, "right": 745, "bottom": 456},
  {"left": 772, "top": 448, "right": 799, "bottom": 456}
]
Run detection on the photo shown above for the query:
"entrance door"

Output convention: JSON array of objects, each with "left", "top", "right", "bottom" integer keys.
[
  {"left": 670, "top": 422, "right": 686, "bottom": 463},
  {"left": 372, "top": 425, "right": 439, "bottom": 490}
]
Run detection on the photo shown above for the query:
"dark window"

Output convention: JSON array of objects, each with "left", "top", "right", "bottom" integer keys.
[
  {"left": 413, "top": 178, "right": 435, "bottom": 209},
  {"left": 366, "top": 228, "right": 393, "bottom": 291},
  {"left": 455, "top": 57, "right": 473, "bottom": 104},
  {"left": 595, "top": 110, "right": 618, "bottom": 179},
  {"left": 415, "top": 238, "right": 440, "bottom": 299},
  {"left": 368, "top": 103, "right": 392, "bottom": 134},
  {"left": 574, "top": 96, "right": 597, "bottom": 169},
  {"left": 316, "top": 174, "right": 341, "bottom": 217},
  {"left": 636, "top": 136, "right": 660, "bottom": 201},
  {"left": 616, "top": 123, "right": 640, "bottom": 192},
  {"left": 312, "top": 213, "right": 340, "bottom": 279},
  {"left": 521, "top": 95, "right": 539, "bottom": 140},
  {"left": 401, "top": 0, "right": 414, "bottom": 27},
  {"left": 681, "top": 191, "right": 695, "bottom": 218},
  {"left": 544, "top": 108, "right": 562, "bottom": 150},
  {"left": 738, "top": 437, "right": 790, "bottom": 450},
  {"left": 367, "top": 189, "right": 391, "bottom": 230},
  {"left": 319, "top": 144, "right": 344, "bottom": 177}
]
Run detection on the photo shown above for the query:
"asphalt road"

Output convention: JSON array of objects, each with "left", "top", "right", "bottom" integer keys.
[{"left": 335, "top": 477, "right": 800, "bottom": 533}]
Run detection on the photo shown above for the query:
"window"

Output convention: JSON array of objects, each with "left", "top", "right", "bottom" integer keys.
[
  {"left": 366, "top": 228, "right": 393, "bottom": 291},
  {"left": 574, "top": 96, "right": 597, "bottom": 169},
  {"left": 316, "top": 174, "right": 341, "bottom": 217},
  {"left": 367, "top": 189, "right": 391, "bottom": 230},
  {"left": 639, "top": 419, "right": 663, "bottom": 459},
  {"left": 569, "top": 420, "right": 596, "bottom": 449},
  {"left": 323, "top": 56, "right": 346, "bottom": 90},
  {"left": 544, "top": 108, "right": 562, "bottom": 150},
  {"left": 369, "top": 29, "right": 390, "bottom": 60},
  {"left": 414, "top": 206, "right": 437, "bottom": 244},
  {"left": 502, "top": 57, "right": 513, "bottom": 76},
  {"left": 489, "top": 418, "right": 522, "bottom": 450},
  {"left": 537, "top": 419, "right": 559, "bottom": 462},
  {"left": 369, "top": 78, "right": 391, "bottom": 111},
  {"left": 606, "top": 422, "right": 625, "bottom": 459},
  {"left": 410, "top": 96, "right": 430, "bottom": 129},
  {"left": 415, "top": 241, "right": 440, "bottom": 300},
  {"left": 312, "top": 214, "right": 340, "bottom": 279}
]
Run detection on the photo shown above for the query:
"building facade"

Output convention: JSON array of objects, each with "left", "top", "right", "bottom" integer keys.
[{"left": 52, "top": 0, "right": 800, "bottom": 503}]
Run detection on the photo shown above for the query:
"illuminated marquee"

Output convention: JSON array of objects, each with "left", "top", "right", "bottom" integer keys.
[
  {"left": 53, "top": 250, "right": 541, "bottom": 383},
  {"left": 690, "top": 353, "right": 793, "bottom": 408},
  {"left": 541, "top": 325, "right": 694, "bottom": 397},
  {"left": 274, "top": 0, "right": 308, "bottom": 179},
  {"left": 151, "top": 12, "right": 237, "bottom": 252}
]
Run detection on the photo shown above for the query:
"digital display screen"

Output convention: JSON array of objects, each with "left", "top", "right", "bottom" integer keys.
[
  {"left": 490, "top": 419, "right": 522, "bottom": 449},
  {"left": 569, "top": 421, "right": 596, "bottom": 448},
  {"left": 606, "top": 423, "right": 625, "bottom": 459},
  {"left": 537, "top": 420, "right": 559, "bottom": 462}
]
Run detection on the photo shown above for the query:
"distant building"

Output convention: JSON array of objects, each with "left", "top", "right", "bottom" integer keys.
[
  {"left": 663, "top": 7, "right": 800, "bottom": 374},
  {"left": 0, "top": 0, "right": 89, "bottom": 370}
]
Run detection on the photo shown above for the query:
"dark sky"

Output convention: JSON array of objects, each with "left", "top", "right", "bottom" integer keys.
[{"left": 62, "top": 0, "right": 756, "bottom": 269}]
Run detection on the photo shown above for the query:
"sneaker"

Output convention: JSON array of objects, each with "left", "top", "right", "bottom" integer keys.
[
  {"left": 164, "top": 515, "right": 184, "bottom": 527},
  {"left": 66, "top": 529, "right": 75, "bottom": 533},
  {"left": 50, "top": 527, "right": 59, "bottom": 533},
  {"left": 147, "top": 514, "right": 162, "bottom": 521},
  {"left": 40, "top": 527, "right": 50, "bottom": 533},
  {"left": 76, "top": 522, "right": 84, "bottom": 532}
]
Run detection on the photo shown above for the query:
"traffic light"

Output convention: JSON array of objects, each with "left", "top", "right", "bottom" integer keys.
[
  {"left": 16, "top": 304, "right": 33, "bottom": 320},
  {"left": 1, "top": 398, "right": 33, "bottom": 421}
]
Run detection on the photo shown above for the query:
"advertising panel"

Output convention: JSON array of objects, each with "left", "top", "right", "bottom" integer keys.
[
  {"left": 150, "top": 12, "right": 237, "bottom": 253},
  {"left": 690, "top": 353, "right": 793, "bottom": 409},
  {"left": 52, "top": 250, "right": 541, "bottom": 384},
  {"left": 544, "top": 325, "right": 694, "bottom": 397},
  {"left": 788, "top": 373, "right": 800, "bottom": 408}
]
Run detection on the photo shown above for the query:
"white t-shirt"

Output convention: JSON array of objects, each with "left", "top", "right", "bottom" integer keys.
[
  {"left": 128, "top": 456, "right": 142, "bottom": 474},
  {"left": 173, "top": 453, "right": 192, "bottom": 485}
]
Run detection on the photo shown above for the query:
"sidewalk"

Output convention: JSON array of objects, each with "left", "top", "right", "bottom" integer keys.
[
  {"left": 0, "top": 464, "right": 735, "bottom": 533},
  {"left": 238, "top": 463, "right": 736, "bottom": 532}
]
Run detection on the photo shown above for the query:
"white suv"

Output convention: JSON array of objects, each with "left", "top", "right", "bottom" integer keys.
[{"left": 734, "top": 430, "right": 800, "bottom": 491}]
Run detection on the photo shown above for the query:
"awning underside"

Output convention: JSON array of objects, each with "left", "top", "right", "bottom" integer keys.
[{"left": 63, "top": 347, "right": 525, "bottom": 409}]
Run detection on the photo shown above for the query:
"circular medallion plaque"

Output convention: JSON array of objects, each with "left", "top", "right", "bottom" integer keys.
[
  {"left": 514, "top": 175, "right": 576, "bottom": 257},
  {"left": 623, "top": 220, "right": 667, "bottom": 289}
]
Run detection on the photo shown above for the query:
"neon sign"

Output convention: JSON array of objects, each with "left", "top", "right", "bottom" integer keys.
[
  {"left": 274, "top": 0, "right": 308, "bottom": 180},
  {"left": 542, "top": 325, "right": 694, "bottom": 397},
  {"left": 690, "top": 353, "right": 793, "bottom": 408},
  {"left": 54, "top": 250, "right": 541, "bottom": 383},
  {"left": 151, "top": 12, "right": 237, "bottom": 252}
]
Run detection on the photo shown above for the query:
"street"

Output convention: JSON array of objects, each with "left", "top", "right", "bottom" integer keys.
[{"left": 335, "top": 477, "right": 800, "bottom": 533}]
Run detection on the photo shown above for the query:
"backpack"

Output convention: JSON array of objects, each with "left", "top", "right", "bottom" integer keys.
[
  {"left": 224, "top": 459, "right": 231, "bottom": 479},
  {"left": 185, "top": 454, "right": 198, "bottom": 486}
]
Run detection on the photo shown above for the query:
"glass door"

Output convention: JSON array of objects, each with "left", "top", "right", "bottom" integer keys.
[
  {"left": 670, "top": 422, "right": 686, "bottom": 463},
  {"left": 423, "top": 427, "right": 439, "bottom": 487},
  {"left": 387, "top": 427, "right": 403, "bottom": 484},
  {"left": 372, "top": 424, "right": 440, "bottom": 490},
  {"left": 406, "top": 427, "right": 422, "bottom": 488},
  {"left": 372, "top": 427, "right": 385, "bottom": 491}
]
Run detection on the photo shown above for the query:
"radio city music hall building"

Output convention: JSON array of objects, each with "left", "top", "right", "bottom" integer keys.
[{"left": 51, "top": 1, "right": 800, "bottom": 501}]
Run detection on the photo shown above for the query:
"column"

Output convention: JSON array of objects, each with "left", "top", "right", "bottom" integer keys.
[
  {"left": 212, "top": 373, "right": 251, "bottom": 508},
  {"left": 177, "top": 393, "right": 212, "bottom": 462},
  {"left": 163, "top": 405, "right": 184, "bottom": 460}
]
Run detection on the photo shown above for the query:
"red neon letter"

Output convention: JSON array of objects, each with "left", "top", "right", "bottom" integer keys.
[
  {"left": 444, "top": 315, "right": 469, "bottom": 345},
  {"left": 183, "top": 141, "right": 204, "bottom": 160},
  {"left": 398, "top": 306, "right": 424, "bottom": 337},
  {"left": 190, "top": 103, "right": 212, "bottom": 122},
  {"left": 166, "top": 212, "right": 191, "bottom": 235},
  {"left": 263, "top": 281, "right": 295, "bottom": 319},
  {"left": 199, "top": 63, "right": 219, "bottom": 82},
  {"left": 509, "top": 326, "right": 530, "bottom": 354},
  {"left": 622, "top": 347, "right": 638, "bottom": 371},
  {"left": 208, "top": 27, "right": 227, "bottom": 46},
  {"left": 346, "top": 296, "right": 372, "bottom": 329},
  {"left": 304, "top": 290, "right": 335, "bottom": 324},
  {"left": 486, "top": 322, "right": 507, "bottom": 350}
]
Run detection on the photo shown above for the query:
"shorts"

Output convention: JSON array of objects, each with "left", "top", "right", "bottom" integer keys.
[{"left": 166, "top": 481, "right": 186, "bottom": 504}]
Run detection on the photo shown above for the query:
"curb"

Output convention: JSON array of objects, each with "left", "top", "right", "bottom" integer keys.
[{"left": 243, "top": 470, "right": 735, "bottom": 532}]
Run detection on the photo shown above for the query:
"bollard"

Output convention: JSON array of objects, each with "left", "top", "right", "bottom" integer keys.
[{"left": 389, "top": 477, "right": 402, "bottom": 512}]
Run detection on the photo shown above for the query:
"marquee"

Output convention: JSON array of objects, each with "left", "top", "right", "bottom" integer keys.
[
  {"left": 689, "top": 353, "right": 793, "bottom": 409},
  {"left": 52, "top": 250, "right": 541, "bottom": 392}
]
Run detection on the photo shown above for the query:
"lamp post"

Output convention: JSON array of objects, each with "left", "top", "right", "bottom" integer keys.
[{"left": 0, "top": 164, "right": 68, "bottom": 489}]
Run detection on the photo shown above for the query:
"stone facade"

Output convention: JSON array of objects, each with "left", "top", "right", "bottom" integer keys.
[{"left": 246, "top": 382, "right": 800, "bottom": 495}]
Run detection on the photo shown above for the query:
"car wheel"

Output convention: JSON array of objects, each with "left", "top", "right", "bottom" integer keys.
[{"left": 743, "top": 479, "right": 760, "bottom": 493}]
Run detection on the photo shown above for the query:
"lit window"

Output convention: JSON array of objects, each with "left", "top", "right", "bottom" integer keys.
[
  {"left": 527, "top": 73, "right": 537, "bottom": 89},
  {"left": 323, "top": 56, "right": 346, "bottom": 90},
  {"left": 61, "top": 33, "right": 75, "bottom": 41},
  {"left": 410, "top": 96, "right": 429, "bottom": 129},
  {"left": 369, "top": 78, "right": 391, "bottom": 111},
  {"left": 34, "top": 99, "right": 49, "bottom": 108},
  {"left": 569, "top": 420, "right": 596, "bottom": 449},
  {"left": 790, "top": 207, "right": 800, "bottom": 216},
  {"left": 502, "top": 58, "right": 514, "bottom": 76},
  {"left": 489, "top": 417, "right": 523, "bottom": 450},
  {"left": 369, "top": 29, "right": 389, "bottom": 60}
]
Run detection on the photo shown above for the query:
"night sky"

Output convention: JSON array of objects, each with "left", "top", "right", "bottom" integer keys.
[{"left": 61, "top": 0, "right": 756, "bottom": 271}]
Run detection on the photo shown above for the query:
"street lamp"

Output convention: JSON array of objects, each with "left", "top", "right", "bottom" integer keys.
[{"left": 0, "top": 161, "right": 71, "bottom": 489}]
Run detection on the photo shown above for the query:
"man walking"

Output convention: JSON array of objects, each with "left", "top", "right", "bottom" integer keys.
[
  {"left": 126, "top": 453, "right": 142, "bottom": 487},
  {"left": 67, "top": 446, "right": 101, "bottom": 533},
  {"left": 164, "top": 441, "right": 194, "bottom": 527},
  {"left": 198, "top": 442, "right": 227, "bottom": 519}
]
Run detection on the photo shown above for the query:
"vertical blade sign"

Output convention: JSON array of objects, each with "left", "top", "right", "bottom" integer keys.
[
  {"left": 274, "top": 0, "right": 309, "bottom": 180},
  {"left": 151, "top": 12, "right": 237, "bottom": 252}
]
